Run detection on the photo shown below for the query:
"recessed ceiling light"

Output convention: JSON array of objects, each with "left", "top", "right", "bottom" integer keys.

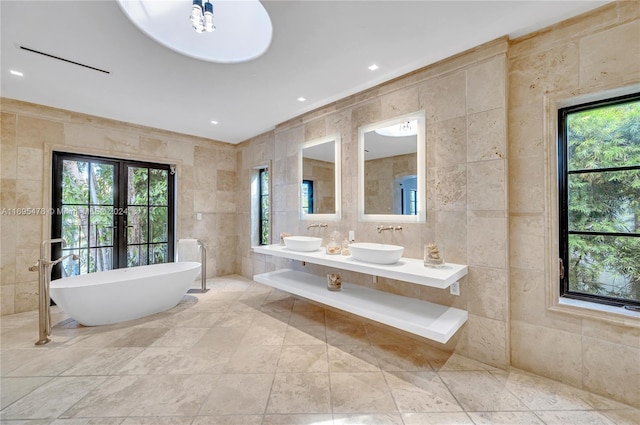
[
  {"left": 297, "top": 97, "right": 306, "bottom": 102},
  {"left": 211, "top": 120, "right": 218, "bottom": 125},
  {"left": 10, "top": 70, "right": 24, "bottom": 77},
  {"left": 368, "top": 64, "right": 379, "bottom": 71}
]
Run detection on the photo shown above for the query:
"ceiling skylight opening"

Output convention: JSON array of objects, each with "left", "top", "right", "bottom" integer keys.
[
  {"left": 368, "top": 64, "right": 379, "bottom": 71},
  {"left": 10, "top": 70, "right": 24, "bottom": 77},
  {"left": 297, "top": 97, "right": 306, "bottom": 102}
]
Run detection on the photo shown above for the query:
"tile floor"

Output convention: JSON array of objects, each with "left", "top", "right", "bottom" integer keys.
[{"left": 1, "top": 275, "right": 638, "bottom": 425}]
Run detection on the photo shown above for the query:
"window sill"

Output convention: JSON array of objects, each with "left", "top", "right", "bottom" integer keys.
[{"left": 550, "top": 297, "right": 640, "bottom": 328}]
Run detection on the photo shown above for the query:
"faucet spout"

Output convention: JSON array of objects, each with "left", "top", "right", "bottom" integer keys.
[
  {"left": 376, "top": 225, "right": 394, "bottom": 233},
  {"left": 307, "top": 223, "right": 328, "bottom": 230}
]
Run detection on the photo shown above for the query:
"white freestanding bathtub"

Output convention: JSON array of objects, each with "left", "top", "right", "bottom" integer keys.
[{"left": 50, "top": 262, "right": 201, "bottom": 326}]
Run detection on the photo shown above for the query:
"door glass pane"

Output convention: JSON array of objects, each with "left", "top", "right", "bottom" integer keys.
[
  {"left": 89, "top": 247, "right": 113, "bottom": 273},
  {"left": 150, "top": 243, "right": 168, "bottom": 264},
  {"left": 128, "top": 167, "right": 148, "bottom": 204},
  {"left": 62, "top": 160, "right": 88, "bottom": 204},
  {"left": 90, "top": 163, "right": 114, "bottom": 205},
  {"left": 127, "top": 206, "right": 148, "bottom": 244},
  {"left": 62, "top": 206, "right": 88, "bottom": 248},
  {"left": 149, "top": 169, "right": 168, "bottom": 205},
  {"left": 127, "top": 245, "right": 148, "bottom": 267},
  {"left": 90, "top": 206, "right": 115, "bottom": 247},
  {"left": 150, "top": 207, "right": 168, "bottom": 242}
]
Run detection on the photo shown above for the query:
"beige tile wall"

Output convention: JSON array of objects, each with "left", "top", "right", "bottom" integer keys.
[
  {"left": 0, "top": 99, "right": 237, "bottom": 315},
  {"left": 238, "top": 38, "right": 511, "bottom": 369},
  {"left": 1, "top": 0, "right": 638, "bottom": 409},
  {"left": 508, "top": 2, "right": 640, "bottom": 407}
]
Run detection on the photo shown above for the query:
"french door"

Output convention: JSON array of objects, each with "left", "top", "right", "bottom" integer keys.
[{"left": 51, "top": 152, "right": 175, "bottom": 277}]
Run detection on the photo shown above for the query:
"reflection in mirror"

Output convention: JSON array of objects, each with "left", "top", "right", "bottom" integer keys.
[
  {"left": 300, "top": 135, "right": 341, "bottom": 220},
  {"left": 358, "top": 113, "right": 425, "bottom": 222}
]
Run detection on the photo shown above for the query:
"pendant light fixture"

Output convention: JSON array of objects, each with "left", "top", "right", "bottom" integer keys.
[{"left": 190, "top": 0, "right": 215, "bottom": 33}]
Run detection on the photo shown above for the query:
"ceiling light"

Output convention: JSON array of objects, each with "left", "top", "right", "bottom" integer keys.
[
  {"left": 211, "top": 120, "right": 218, "bottom": 125},
  {"left": 117, "top": 0, "right": 272, "bottom": 63},
  {"left": 190, "top": 0, "right": 215, "bottom": 33},
  {"left": 375, "top": 120, "right": 418, "bottom": 137},
  {"left": 10, "top": 70, "right": 23, "bottom": 77},
  {"left": 297, "top": 97, "right": 306, "bottom": 102},
  {"left": 368, "top": 64, "right": 379, "bottom": 71}
]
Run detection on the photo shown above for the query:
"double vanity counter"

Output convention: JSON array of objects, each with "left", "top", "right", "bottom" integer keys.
[{"left": 252, "top": 243, "right": 468, "bottom": 344}]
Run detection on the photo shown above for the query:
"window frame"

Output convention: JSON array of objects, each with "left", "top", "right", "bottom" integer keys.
[
  {"left": 557, "top": 92, "right": 640, "bottom": 309},
  {"left": 51, "top": 151, "right": 175, "bottom": 277},
  {"left": 258, "top": 167, "right": 270, "bottom": 246}
]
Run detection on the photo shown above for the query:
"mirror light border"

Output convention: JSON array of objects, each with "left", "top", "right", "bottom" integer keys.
[
  {"left": 358, "top": 111, "right": 426, "bottom": 223},
  {"left": 299, "top": 134, "right": 342, "bottom": 221}
]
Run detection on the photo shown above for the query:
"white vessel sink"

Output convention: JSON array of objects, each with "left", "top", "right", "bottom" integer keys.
[
  {"left": 349, "top": 242, "right": 404, "bottom": 265},
  {"left": 283, "top": 236, "right": 322, "bottom": 252}
]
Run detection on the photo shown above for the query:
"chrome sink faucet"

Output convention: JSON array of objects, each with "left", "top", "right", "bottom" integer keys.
[
  {"left": 307, "top": 223, "right": 328, "bottom": 230},
  {"left": 376, "top": 225, "right": 403, "bottom": 233}
]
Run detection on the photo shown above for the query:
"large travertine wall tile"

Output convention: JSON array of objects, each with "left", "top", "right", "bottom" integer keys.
[
  {"left": 467, "top": 214, "right": 507, "bottom": 269},
  {"left": 467, "top": 266, "right": 507, "bottom": 322},
  {"left": 432, "top": 164, "right": 467, "bottom": 211},
  {"left": 510, "top": 267, "right": 581, "bottom": 334},
  {"left": 508, "top": 157, "right": 544, "bottom": 213},
  {"left": 16, "top": 115, "right": 64, "bottom": 148},
  {"left": 64, "top": 122, "right": 107, "bottom": 150},
  {"left": 508, "top": 104, "right": 544, "bottom": 160},
  {"left": 381, "top": 87, "right": 420, "bottom": 119},
  {"left": 1, "top": 112, "right": 17, "bottom": 179},
  {"left": 432, "top": 117, "right": 466, "bottom": 167},
  {"left": 467, "top": 159, "right": 506, "bottom": 211},
  {"left": 509, "top": 214, "right": 545, "bottom": 271},
  {"left": 579, "top": 21, "right": 640, "bottom": 86},
  {"left": 511, "top": 321, "right": 583, "bottom": 388},
  {"left": 509, "top": 43, "right": 579, "bottom": 107},
  {"left": 466, "top": 57, "right": 506, "bottom": 114},
  {"left": 420, "top": 71, "right": 467, "bottom": 124},
  {"left": 456, "top": 314, "right": 508, "bottom": 369},
  {"left": 434, "top": 211, "right": 467, "bottom": 264},
  {"left": 582, "top": 336, "right": 640, "bottom": 407},
  {"left": 466, "top": 108, "right": 506, "bottom": 162}
]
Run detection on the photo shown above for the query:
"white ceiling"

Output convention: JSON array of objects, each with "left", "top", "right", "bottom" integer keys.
[{"left": 1, "top": 0, "right": 610, "bottom": 144}]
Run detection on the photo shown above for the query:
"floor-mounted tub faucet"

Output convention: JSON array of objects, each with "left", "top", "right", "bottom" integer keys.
[{"left": 29, "top": 239, "right": 79, "bottom": 345}]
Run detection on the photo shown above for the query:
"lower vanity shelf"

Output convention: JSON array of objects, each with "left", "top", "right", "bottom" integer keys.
[{"left": 254, "top": 269, "right": 467, "bottom": 344}]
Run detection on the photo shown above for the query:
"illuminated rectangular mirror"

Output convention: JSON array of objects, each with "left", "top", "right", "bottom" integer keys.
[
  {"left": 358, "top": 112, "right": 425, "bottom": 222},
  {"left": 300, "top": 135, "right": 341, "bottom": 220}
]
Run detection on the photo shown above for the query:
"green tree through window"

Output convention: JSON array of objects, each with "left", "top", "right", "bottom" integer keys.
[{"left": 559, "top": 93, "right": 640, "bottom": 307}]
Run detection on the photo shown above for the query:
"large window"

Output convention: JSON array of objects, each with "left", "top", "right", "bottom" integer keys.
[
  {"left": 52, "top": 153, "right": 175, "bottom": 277},
  {"left": 558, "top": 93, "right": 640, "bottom": 308}
]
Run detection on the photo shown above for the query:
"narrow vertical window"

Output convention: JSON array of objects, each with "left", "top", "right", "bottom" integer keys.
[
  {"left": 259, "top": 167, "right": 270, "bottom": 245},
  {"left": 301, "top": 180, "right": 314, "bottom": 214},
  {"left": 558, "top": 93, "right": 640, "bottom": 308}
]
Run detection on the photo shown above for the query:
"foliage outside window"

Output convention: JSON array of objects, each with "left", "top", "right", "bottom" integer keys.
[
  {"left": 558, "top": 93, "right": 640, "bottom": 307},
  {"left": 259, "top": 168, "right": 270, "bottom": 245},
  {"left": 53, "top": 153, "right": 174, "bottom": 276}
]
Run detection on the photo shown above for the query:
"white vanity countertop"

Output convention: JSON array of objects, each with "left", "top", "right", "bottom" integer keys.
[{"left": 252, "top": 244, "right": 467, "bottom": 289}]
